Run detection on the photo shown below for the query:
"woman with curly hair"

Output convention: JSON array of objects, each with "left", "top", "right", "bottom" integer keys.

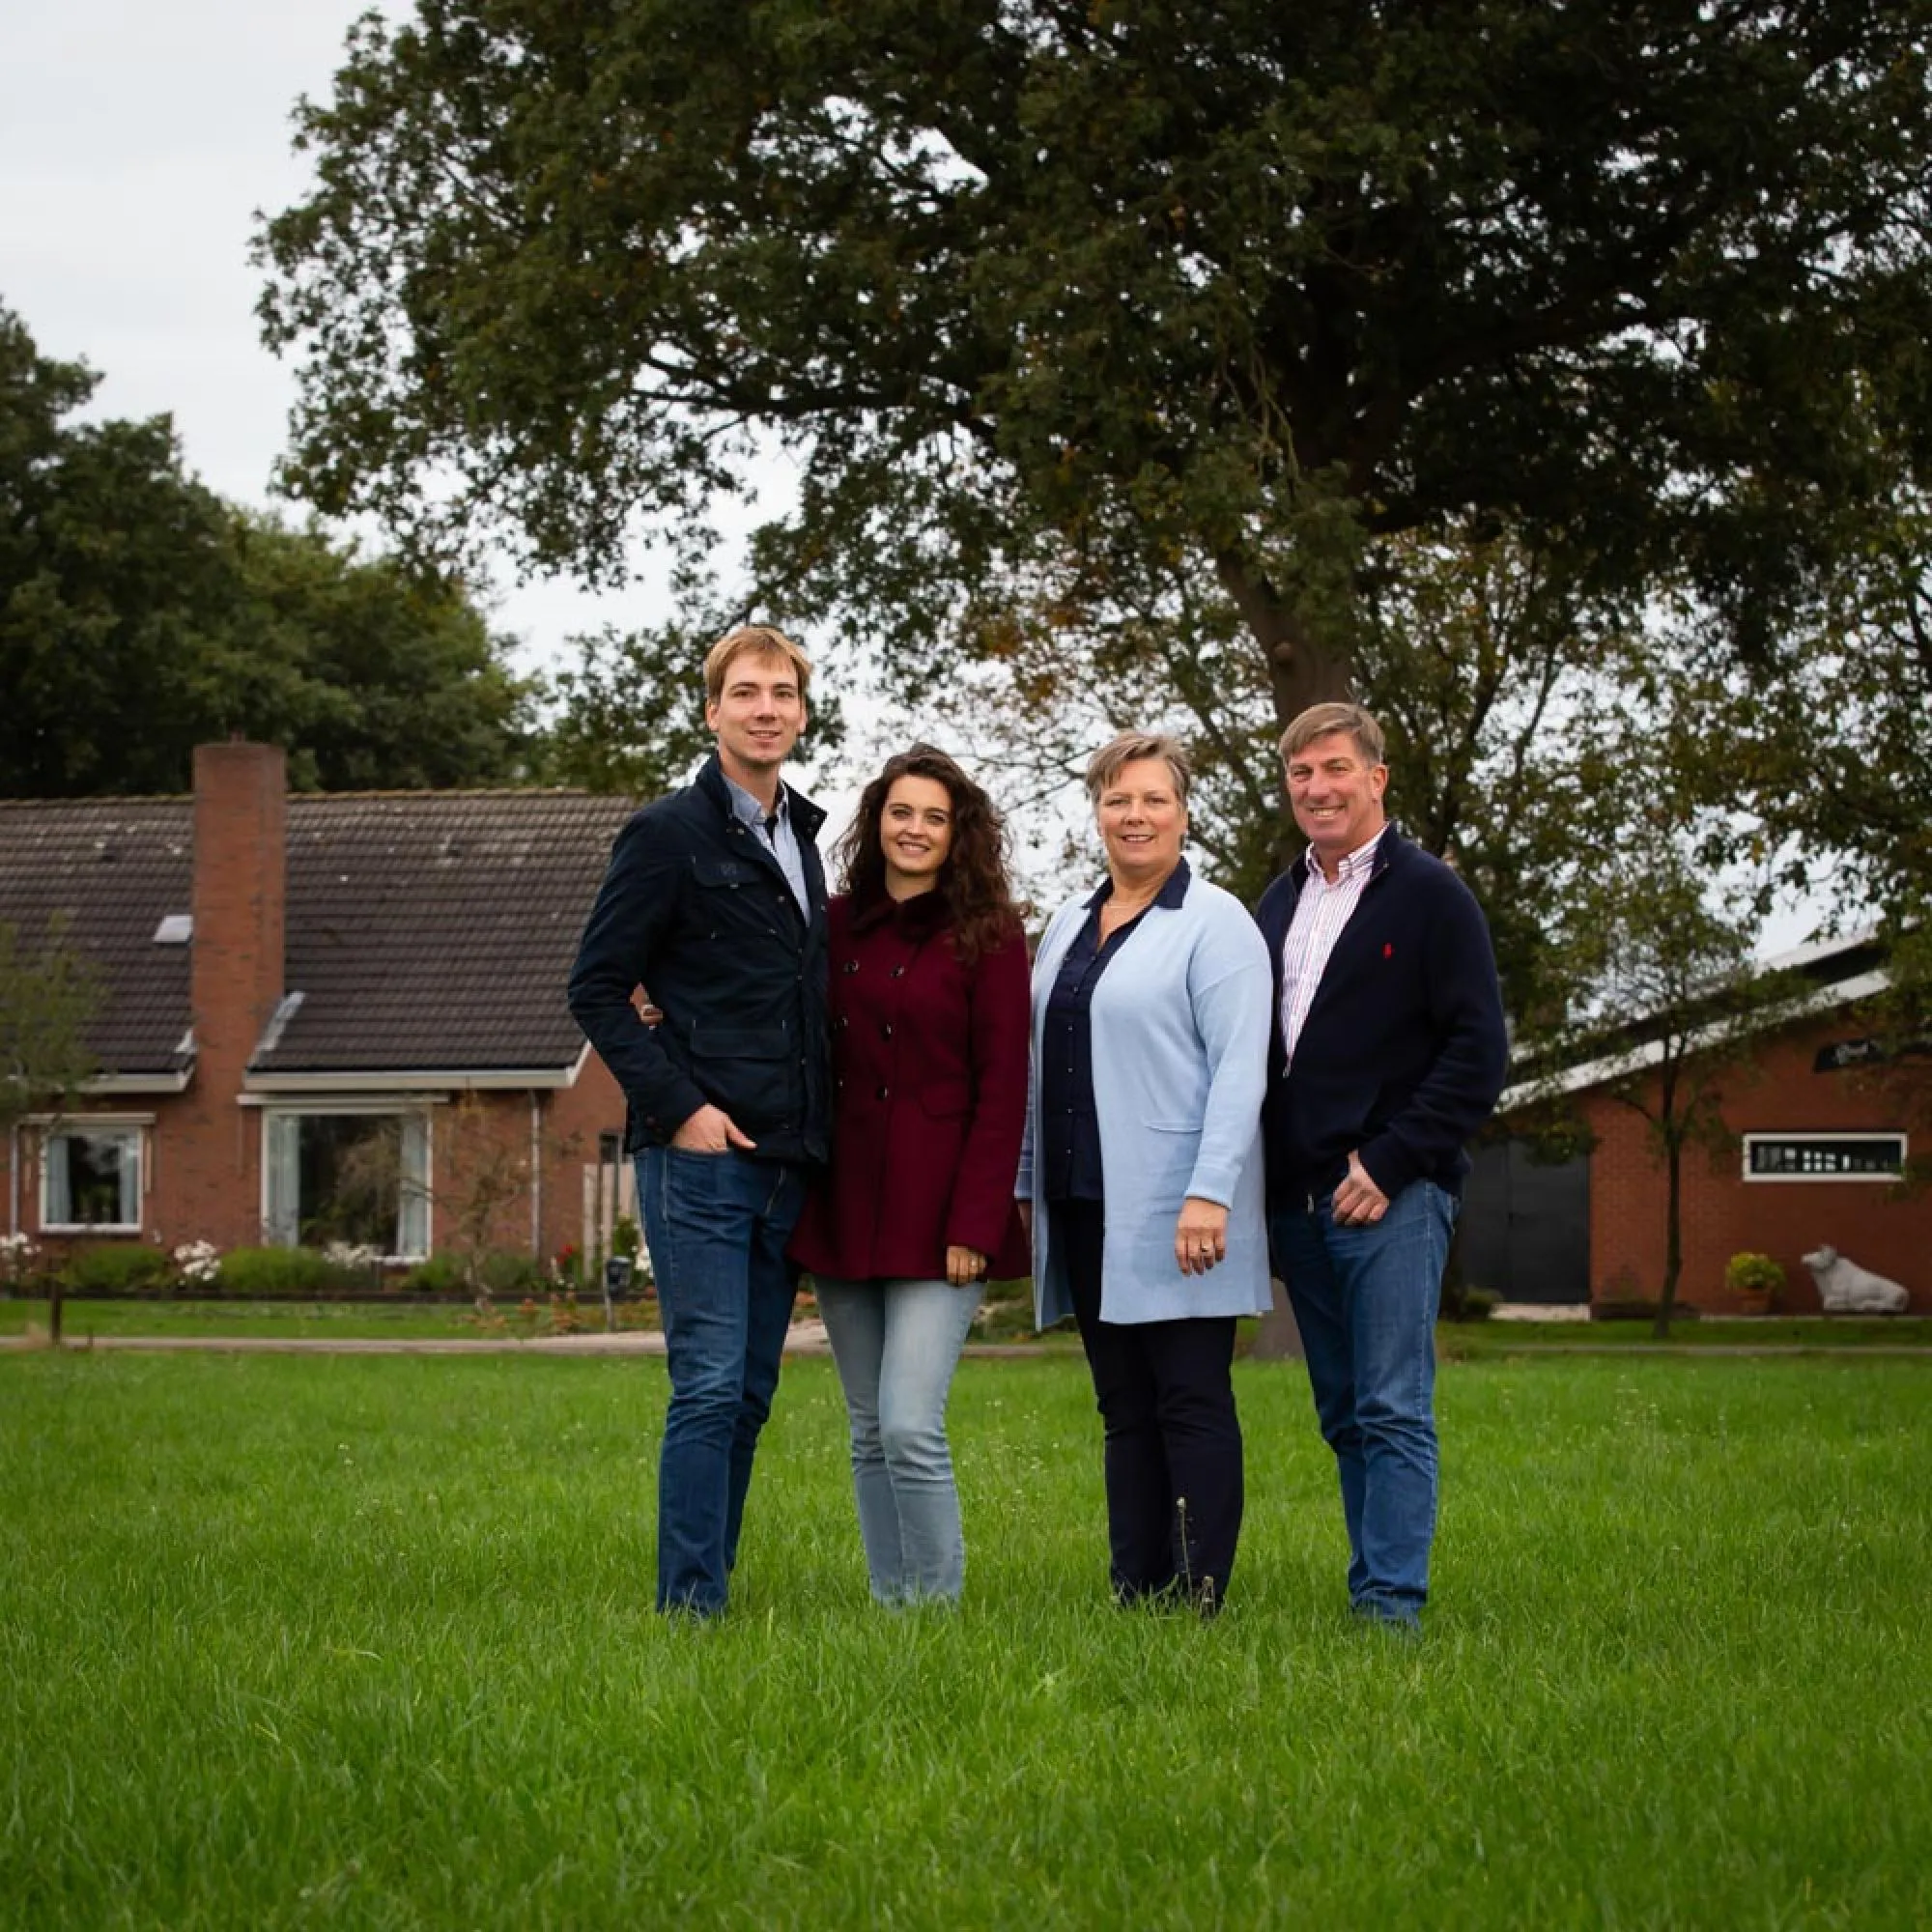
[{"left": 789, "top": 745, "right": 1031, "bottom": 1604}]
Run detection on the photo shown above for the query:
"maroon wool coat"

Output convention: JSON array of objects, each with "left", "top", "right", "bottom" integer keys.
[{"left": 789, "top": 890, "right": 1032, "bottom": 1284}]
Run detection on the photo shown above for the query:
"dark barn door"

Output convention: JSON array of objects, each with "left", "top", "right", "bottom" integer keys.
[{"left": 1460, "top": 1140, "right": 1590, "bottom": 1305}]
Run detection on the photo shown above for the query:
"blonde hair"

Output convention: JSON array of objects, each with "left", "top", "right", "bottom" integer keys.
[
  {"left": 1084, "top": 730, "right": 1192, "bottom": 806},
  {"left": 703, "top": 624, "right": 812, "bottom": 704},
  {"left": 1279, "top": 701, "right": 1385, "bottom": 768}
]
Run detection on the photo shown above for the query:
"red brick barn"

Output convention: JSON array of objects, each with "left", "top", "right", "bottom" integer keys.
[{"left": 1461, "top": 935, "right": 1928, "bottom": 1314}]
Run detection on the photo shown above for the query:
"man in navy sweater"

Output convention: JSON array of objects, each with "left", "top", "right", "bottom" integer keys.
[{"left": 1255, "top": 702, "right": 1507, "bottom": 1633}]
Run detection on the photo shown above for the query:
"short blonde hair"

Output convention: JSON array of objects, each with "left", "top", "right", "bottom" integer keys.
[
  {"left": 703, "top": 624, "right": 812, "bottom": 704},
  {"left": 1279, "top": 701, "right": 1385, "bottom": 768},
  {"left": 1084, "top": 730, "right": 1192, "bottom": 806}
]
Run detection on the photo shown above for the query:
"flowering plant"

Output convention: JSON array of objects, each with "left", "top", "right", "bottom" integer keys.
[
  {"left": 0, "top": 1231, "right": 41, "bottom": 1288},
  {"left": 323, "top": 1240, "right": 385, "bottom": 1271},
  {"left": 171, "top": 1239, "right": 220, "bottom": 1286}
]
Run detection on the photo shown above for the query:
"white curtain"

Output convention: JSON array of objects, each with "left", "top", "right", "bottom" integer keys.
[
  {"left": 43, "top": 1133, "right": 71, "bottom": 1225},
  {"left": 398, "top": 1113, "right": 430, "bottom": 1259},
  {"left": 265, "top": 1114, "right": 300, "bottom": 1246},
  {"left": 115, "top": 1133, "right": 139, "bottom": 1225}
]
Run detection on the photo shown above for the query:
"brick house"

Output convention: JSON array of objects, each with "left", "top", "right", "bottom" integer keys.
[
  {"left": 2, "top": 743, "right": 636, "bottom": 1271},
  {"left": 1462, "top": 933, "right": 1929, "bottom": 1313}
]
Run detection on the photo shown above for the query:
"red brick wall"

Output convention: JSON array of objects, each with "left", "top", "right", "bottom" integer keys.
[
  {"left": 1583, "top": 1011, "right": 1929, "bottom": 1312},
  {"left": 422, "top": 1067, "right": 623, "bottom": 1267},
  {"left": 9, "top": 1068, "right": 628, "bottom": 1272},
  {"left": 6, "top": 1092, "right": 196, "bottom": 1264}
]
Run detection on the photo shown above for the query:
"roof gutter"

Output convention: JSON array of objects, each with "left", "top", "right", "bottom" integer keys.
[
  {"left": 1499, "top": 968, "right": 1893, "bottom": 1112},
  {"left": 242, "top": 1065, "right": 582, "bottom": 1094},
  {"left": 80, "top": 1071, "right": 193, "bottom": 1095}
]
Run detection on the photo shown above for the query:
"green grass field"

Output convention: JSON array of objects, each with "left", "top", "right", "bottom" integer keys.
[
  {"left": 0, "top": 1297, "right": 665, "bottom": 1343},
  {"left": 3, "top": 1350, "right": 1927, "bottom": 1928}
]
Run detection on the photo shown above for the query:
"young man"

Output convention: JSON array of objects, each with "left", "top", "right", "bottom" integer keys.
[
  {"left": 1254, "top": 701, "right": 1507, "bottom": 1633},
  {"left": 568, "top": 625, "right": 829, "bottom": 1617}
]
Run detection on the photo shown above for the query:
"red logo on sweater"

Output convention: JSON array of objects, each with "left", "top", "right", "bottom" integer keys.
[{"left": 1383, "top": 943, "right": 1394, "bottom": 958}]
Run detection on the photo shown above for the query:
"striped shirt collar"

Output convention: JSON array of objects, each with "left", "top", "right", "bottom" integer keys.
[{"left": 1302, "top": 826, "right": 1387, "bottom": 887}]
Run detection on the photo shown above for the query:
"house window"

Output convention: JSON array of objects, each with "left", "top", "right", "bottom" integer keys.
[
  {"left": 1742, "top": 1132, "right": 1906, "bottom": 1182},
  {"left": 43, "top": 1126, "right": 142, "bottom": 1231},
  {"left": 263, "top": 1109, "right": 430, "bottom": 1258}
]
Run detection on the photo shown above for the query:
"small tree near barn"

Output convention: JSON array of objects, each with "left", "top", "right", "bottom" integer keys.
[{"left": 1516, "top": 842, "right": 1789, "bottom": 1338}]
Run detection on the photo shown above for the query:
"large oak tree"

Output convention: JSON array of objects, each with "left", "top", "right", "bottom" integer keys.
[{"left": 260, "top": 1, "right": 1932, "bottom": 743}]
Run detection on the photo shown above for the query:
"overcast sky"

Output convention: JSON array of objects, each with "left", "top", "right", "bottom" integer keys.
[{"left": 0, "top": 0, "right": 668, "bottom": 681}]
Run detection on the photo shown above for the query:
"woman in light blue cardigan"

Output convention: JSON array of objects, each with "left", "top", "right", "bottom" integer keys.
[{"left": 1017, "top": 731, "right": 1271, "bottom": 1614}]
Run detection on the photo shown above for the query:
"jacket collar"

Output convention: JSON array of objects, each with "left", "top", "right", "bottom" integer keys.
[
  {"left": 848, "top": 884, "right": 951, "bottom": 941},
  {"left": 1283, "top": 824, "right": 1407, "bottom": 906},
  {"left": 695, "top": 751, "right": 827, "bottom": 840}
]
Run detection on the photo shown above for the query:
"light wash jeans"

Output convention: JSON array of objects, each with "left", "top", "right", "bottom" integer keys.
[
  {"left": 1268, "top": 1179, "right": 1458, "bottom": 1626},
  {"left": 812, "top": 1274, "right": 980, "bottom": 1604}
]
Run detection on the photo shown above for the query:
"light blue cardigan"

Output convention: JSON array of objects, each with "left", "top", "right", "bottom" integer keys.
[{"left": 1019, "top": 867, "right": 1273, "bottom": 1327}]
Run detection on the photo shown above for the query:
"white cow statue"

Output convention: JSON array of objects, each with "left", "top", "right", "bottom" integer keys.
[{"left": 1801, "top": 1245, "right": 1912, "bottom": 1315}]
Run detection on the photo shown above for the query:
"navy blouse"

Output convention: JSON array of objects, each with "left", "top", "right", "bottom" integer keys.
[{"left": 1038, "top": 860, "right": 1192, "bottom": 1203}]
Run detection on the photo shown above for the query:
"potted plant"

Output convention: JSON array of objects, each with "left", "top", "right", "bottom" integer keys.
[{"left": 1725, "top": 1251, "right": 1784, "bottom": 1315}]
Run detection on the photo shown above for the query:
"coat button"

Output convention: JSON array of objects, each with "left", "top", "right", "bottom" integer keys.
[
  {"left": 880, "top": 1022, "right": 893, "bottom": 1038},
  {"left": 876, "top": 1085, "right": 889, "bottom": 1100},
  {"left": 890, "top": 965, "right": 906, "bottom": 978},
  {"left": 842, "top": 960, "right": 860, "bottom": 974}
]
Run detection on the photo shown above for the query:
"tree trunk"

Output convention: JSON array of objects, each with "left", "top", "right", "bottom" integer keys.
[
  {"left": 1216, "top": 554, "right": 1356, "bottom": 867},
  {"left": 1654, "top": 1136, "right": 1683, "bottom": 1341},
  {"left": 1248, "top": 1273, "right": 1304, "bottom": 1361},
  {"left": 1216, "top": 556, "right": 1354, "bottom": 1360}
]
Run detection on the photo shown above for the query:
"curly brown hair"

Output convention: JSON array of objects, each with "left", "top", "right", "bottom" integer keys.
[{"left": 836, "top": 745, "right": 1027, "bottom": 965}]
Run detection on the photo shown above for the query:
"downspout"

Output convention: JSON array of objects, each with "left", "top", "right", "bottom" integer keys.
[
  {"left": 529, "top": 1090, "right": 542, "bottom": 1259},
  {"left": 8, "top": 1124, "right": 18, "bottom": 1237}
]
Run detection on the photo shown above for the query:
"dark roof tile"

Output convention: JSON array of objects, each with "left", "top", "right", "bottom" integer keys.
[
  {"left": 0, "top": 788, "right": 637, "bottom": 1077},
  {"left": 0, "top": 798, "right": 194, "bottom": 1073}
]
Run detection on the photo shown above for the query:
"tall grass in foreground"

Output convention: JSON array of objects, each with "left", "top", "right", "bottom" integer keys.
[{"left": 1, "top": 1352, "right": 1927, "bottom": 1929}]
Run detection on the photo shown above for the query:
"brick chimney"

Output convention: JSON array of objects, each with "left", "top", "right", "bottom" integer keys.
[{"left": 184, "top": 742, "right": 287, "bottom": 1245}]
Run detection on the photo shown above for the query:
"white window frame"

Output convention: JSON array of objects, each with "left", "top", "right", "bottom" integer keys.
[
  {"left": 40, "top": 1120, "right": 146, "bottom": 1233},
  {"left": 258, "top": 1098, "right": 434, "bottom": 1261},
  {"left": 1741, "top": 1131, "right": 1907, "bottom": 1184}
]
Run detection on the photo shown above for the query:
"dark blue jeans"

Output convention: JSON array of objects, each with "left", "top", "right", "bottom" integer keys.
[
  {"left": 637, "top": 1148, "right": 805, "bottom": 1616},
  {"left": 1268, "top": 1180, "right": 1457, "bottom": 1623}
]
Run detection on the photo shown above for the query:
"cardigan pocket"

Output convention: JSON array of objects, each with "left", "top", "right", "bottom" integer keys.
[{"left": 1136, "top": 1121, "right": 1203, "bottom": 1209}]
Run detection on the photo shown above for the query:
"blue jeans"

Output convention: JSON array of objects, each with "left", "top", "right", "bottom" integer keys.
[
  {"left": 637, "top": 1148, "right": 805, "bottom": 1616},
  {"left": 812, "top": 1275, "right": 980, "bottom": 1604},
  {"left": 1268, "top": 1180, "right": 1457, "bottom": 1622}
]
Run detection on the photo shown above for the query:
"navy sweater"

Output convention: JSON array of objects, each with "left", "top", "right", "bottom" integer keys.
[{"left": 1253, "top": 831, "right": 1507, "bottom": 1205}]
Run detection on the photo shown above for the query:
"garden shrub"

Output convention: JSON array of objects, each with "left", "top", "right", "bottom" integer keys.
[
  {"left": 1724, "top": 1251, "right": 1785, "bottom": 1299},
  {"left": 215, "top": 1246, "right": 369, "bottom": 1296},
  {"left": 479, "top": 1250, "right": 550, "bottom": 1298},
  {"left": 402, "top": 1254, "right": 468, "bottom": 1297},
  {"left": 1453, "top": 1287, "right": 1501, "bottom": 1321},
  {"left": 60, "top": 1243, "right": 173, "bottom": 1294}
]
